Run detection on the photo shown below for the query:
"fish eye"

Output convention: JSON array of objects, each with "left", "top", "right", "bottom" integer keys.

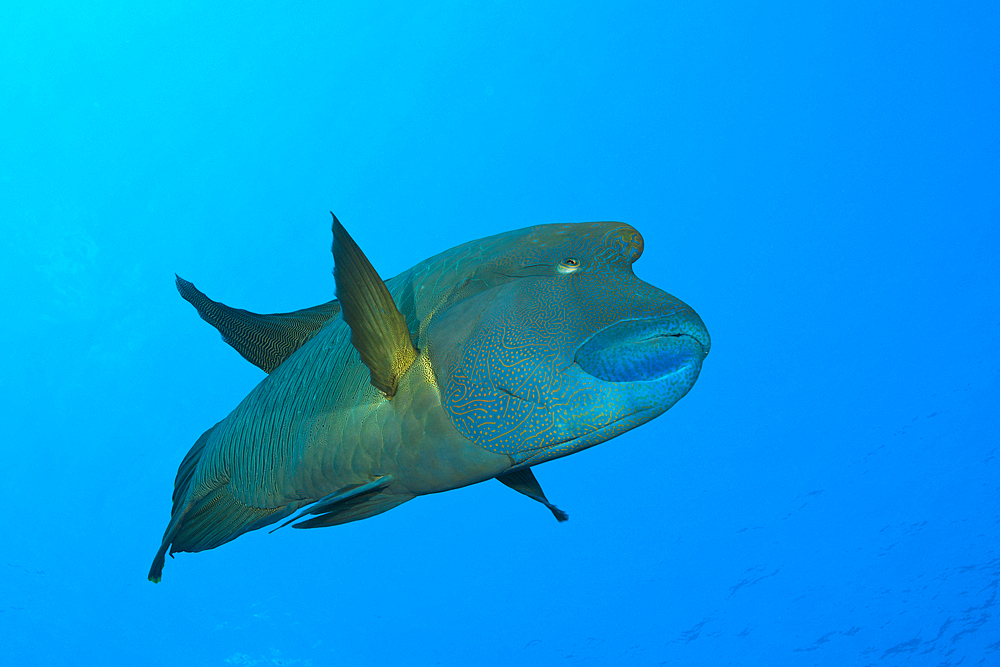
[{"left": 557, "top": 258, "right": 580, "bottom": 273}]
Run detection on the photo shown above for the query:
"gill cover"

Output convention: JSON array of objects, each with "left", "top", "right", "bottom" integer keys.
[{"left": 425, "top": 222, "right": 708, "bottom": 467}]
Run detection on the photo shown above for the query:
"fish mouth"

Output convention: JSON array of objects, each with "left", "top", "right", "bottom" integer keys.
[{"left": 574, "top": 317, "right": 710, "bottom": 383}]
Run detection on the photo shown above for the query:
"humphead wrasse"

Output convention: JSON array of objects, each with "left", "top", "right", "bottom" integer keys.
[{"left": 149, "top": 216, "right": 710, "bottom": 582}]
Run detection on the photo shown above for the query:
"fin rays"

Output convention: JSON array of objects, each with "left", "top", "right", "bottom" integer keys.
[
  {"left": 497, "top": 467, "right": 568, "bottom": 522},
  {"left": 176, "top": 275, "right": 339, "bottom": 373},
  {"left": 330, "top": 213, "right": 418, "bottom": 397}
]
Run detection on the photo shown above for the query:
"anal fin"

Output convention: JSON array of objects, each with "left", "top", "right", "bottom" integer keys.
[
  {"left": 497, "top": 468, "right": 568, "bottom": 522},
  {"left": 272, "top": 474, "right": 410, "bottom": 531}
]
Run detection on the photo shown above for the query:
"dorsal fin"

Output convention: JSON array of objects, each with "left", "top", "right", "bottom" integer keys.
[
  {"left": 330, "top": 213, "right": 417, "bottom": 398},
  {"left": 175, "top": 275, "right": 340, "bottom": 373}
]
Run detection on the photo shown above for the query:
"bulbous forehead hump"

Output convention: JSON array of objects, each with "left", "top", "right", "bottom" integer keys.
[{"left": 521, "top": 221, "right": 644, "bottom": 264}]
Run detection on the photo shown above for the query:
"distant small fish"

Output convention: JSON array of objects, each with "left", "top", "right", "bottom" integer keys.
[{"left": 149, "top": 215, "right": 710, "bottom": 582}]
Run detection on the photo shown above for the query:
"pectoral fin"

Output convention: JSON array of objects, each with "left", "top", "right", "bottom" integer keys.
[
  {"left": 497, "top": 468, "right": 568, "bottom": 522},
  {"left": 175, "top": 275, "right": 340, "bottom": 373},
  {"left": 331, "top": 213, "right": 417, "bottom": 398}
]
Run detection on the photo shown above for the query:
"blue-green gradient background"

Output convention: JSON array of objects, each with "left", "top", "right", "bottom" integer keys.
[{"left": 2, "top": 2, "right": 997, "bottom": 665}]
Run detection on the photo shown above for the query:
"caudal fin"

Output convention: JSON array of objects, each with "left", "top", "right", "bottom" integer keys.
[{"left": 148, "top": 422, "right": 296, "bottom": 582}]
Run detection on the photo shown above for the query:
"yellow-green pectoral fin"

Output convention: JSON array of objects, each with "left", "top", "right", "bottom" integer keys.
[
  {"left": 272, "top": 475, "right": 412, "bottom": 530},
  {"left": 330, "top": 213, "right": 417, "bottom": 398},
  {"left": 175, "top": 275, "right": 340, "bottom": 373},
  {"left": 497, "top": 468, "right": 568, "bottom": 522}
]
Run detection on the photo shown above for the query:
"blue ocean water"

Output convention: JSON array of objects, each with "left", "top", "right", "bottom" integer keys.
[{"left": 1, "top": 1, "right": 997, "bottom": 664}]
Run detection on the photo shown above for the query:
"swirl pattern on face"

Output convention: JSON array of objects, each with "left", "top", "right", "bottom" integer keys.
[{"left": 423, "top": 222, "right": 709, "bottom": 466}]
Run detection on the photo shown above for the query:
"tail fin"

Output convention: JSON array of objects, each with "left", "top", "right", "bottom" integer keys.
[
  {"left": 148, "top": 423, "right": 292, "bottom": 582},
  {"left": 148, "top": 424, "right": 215, "bottom": 583}
]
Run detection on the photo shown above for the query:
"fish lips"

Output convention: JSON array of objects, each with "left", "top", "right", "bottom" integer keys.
[{"left": 574, "top": 317, "right": 710, "bottom": 383}]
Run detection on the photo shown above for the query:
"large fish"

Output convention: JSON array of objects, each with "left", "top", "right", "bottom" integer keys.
[{"left": 149, "top": 216, "right": 710, "bottom": 582}]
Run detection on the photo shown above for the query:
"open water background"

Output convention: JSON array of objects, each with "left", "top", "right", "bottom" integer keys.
[{"left": 1, "top": 1, "right": 997, "bottom": 665}]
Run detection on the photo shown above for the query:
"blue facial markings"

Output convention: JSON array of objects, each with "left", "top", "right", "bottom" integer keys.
[{"left": 432, "top": 221, "right": 708, "bottom": 465}]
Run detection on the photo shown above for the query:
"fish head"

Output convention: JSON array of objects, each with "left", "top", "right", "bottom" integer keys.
[{"left": 424, "top": 222, "right": 710, "bottom": 467}]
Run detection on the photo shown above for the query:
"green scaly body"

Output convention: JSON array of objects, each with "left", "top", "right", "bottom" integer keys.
[{"left": 149, "top": 217, "right": 710, "bottom": 582}]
